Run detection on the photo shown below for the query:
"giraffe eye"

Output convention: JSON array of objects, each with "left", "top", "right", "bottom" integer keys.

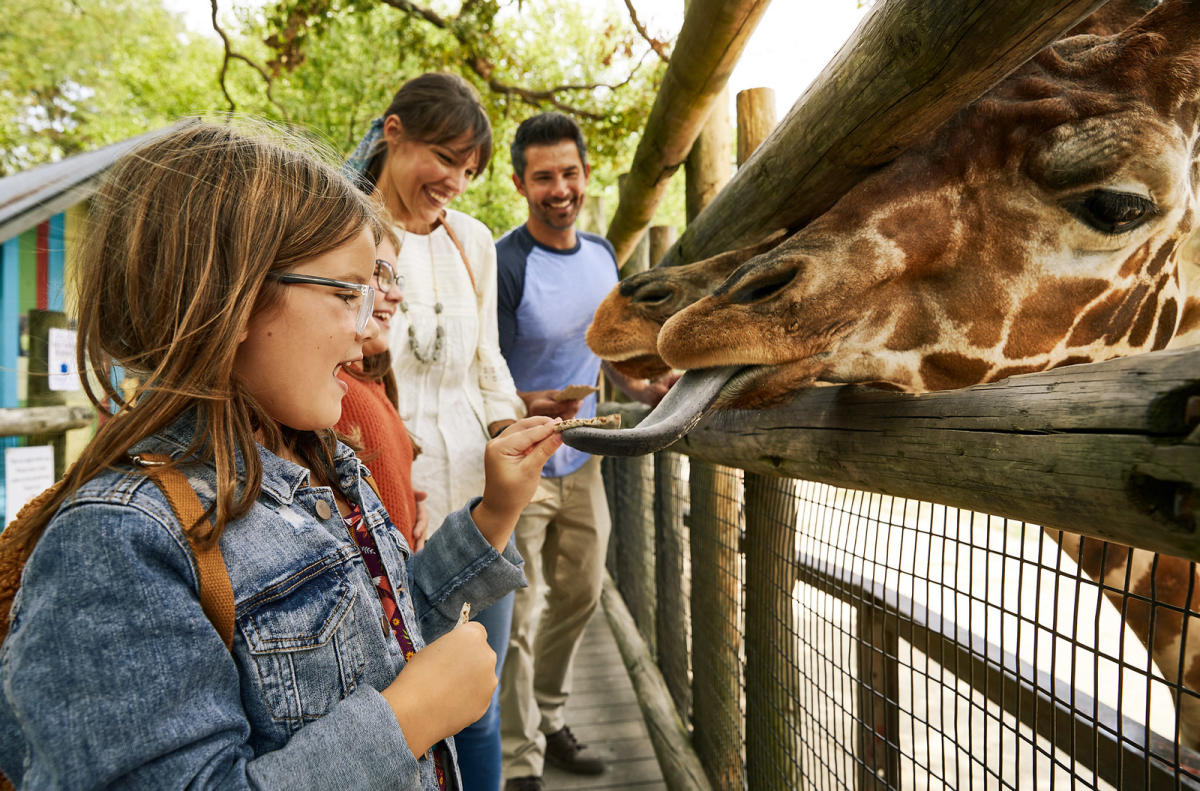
[{"left": 1065, "top": 190, "right": 1157, "bottom": 234}]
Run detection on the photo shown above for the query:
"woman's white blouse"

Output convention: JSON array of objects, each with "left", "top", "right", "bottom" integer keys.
[{"left": 389, "top": 209, "right": 525, "bottom": 531}]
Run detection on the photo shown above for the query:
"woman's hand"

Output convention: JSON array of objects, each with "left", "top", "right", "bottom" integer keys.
[
  {"left": 382, "top": 622, "right": 496, "bottom": 757},
  {"left": 411, "top": 490, "right": 429, "bottom": 552},
  {"left": 472, "top": 416, "right": 561, "bottom": 550}
]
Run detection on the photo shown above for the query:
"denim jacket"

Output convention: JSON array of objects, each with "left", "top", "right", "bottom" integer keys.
[{"left": 0, "top": 411, "right": 526, "bottom": 789}]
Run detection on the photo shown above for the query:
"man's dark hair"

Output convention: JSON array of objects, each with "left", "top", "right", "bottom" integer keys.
[{"left": 510, "top": 112, "right": 588, "bottom": 181}]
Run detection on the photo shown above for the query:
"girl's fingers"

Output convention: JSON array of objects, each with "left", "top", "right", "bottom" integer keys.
[{"left": 491, "top": 416, "right": 558, "bottom": 451}]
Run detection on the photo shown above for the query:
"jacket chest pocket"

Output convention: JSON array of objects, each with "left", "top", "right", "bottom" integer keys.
[{"left": 239, "top": 567, "right": 369, "bottom": 731}]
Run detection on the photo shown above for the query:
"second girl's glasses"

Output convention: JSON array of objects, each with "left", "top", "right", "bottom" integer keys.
[
  {"left": 374, "top": 259, "right": 399, "bottom": 292},
  {"left": 267, "top": 272, "right": 376, "bottom": 334}
]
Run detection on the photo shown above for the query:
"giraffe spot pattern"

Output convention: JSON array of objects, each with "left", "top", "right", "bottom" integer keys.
[
  {"left": 918, "top": 352, "right": 991, "bottom": 391},
  {"left": 1004, "top": 277, "right": 1109, "bottom": 358},
  {"left": 1102, "top": 283, "right": 1151, "bottom": 345},
  {"left": 1153, "top": 298, "right": 1179, "bottom": 350}
]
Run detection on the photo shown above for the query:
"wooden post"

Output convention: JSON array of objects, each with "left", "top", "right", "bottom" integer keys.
[
  {"left": 601, "top": 576, "right": 714, "bottom": 791},
  {"left": 613, "top": 452, "right": 656, "bottom": 655},
  {"left": 685, "top": 88, "right": 732, "bottom": 226},
  {"left": 26, "top": 310, "right": 68, "bottom": 478},
  {"left": 743, "top": 473, "right": 804, "bottom": 788},
  {"left": 687, "top": 461, "right": 744, "bottom": 789},
  {"left": 735, "top": 88, "right": 776, "bottom": 167},
  {"left": 649, "top": 225, "right": 677, "bottom": 269},
  {"left": 682, "top": 71, "right": 744, "bottom": 788},
  {"left": 617, "top": 175, "right": 653, "bottom": 279},
  {"left": 654, "top": 450, "right": 691, "bottom": 722},
  {"left": 734, "top": 86, "right": 803, "bottom": 788},
  {"left": 856, "top": 605, "right": 901, "bottom": 789}
]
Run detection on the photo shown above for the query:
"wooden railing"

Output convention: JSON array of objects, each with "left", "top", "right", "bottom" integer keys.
[{"left": 597, "top": 345, "right": 1200, "bottom": 790}]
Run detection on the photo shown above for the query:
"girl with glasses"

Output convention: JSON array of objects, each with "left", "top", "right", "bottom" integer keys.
[
  {"left": 344, "top": 72, "right": 523, "bottom": 791},
  {"left": 0, "top": 121, "right": 561, "bottom": 791},
  {"left": 336, "top": 221, "right": 432, "bottom": 552}
]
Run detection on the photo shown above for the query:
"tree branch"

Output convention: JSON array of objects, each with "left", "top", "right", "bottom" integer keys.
[
  {"left": 210, "top": 0, "right": 290, "bottom": 121},
  {"left": 378, "top": 0, "right": 648, "bottom": 120},
  {"left": 622, "top": 0, "right": 671, "bottom": 62}
]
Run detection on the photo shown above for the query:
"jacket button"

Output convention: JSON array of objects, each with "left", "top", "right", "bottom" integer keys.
[{"left": 315, "top": 499, "right": 332, "bottom": 520}]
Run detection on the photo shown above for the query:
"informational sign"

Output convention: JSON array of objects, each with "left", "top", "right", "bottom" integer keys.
[
  {"left": 48, "top": 327, "right": 80, "bottom": 391},
  {"left": 4, "top": 445, "right": 55, "bottom": 526}
]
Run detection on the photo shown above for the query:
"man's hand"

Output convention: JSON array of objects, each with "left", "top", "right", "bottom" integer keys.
[
  {"left": 604, "top": 363, "right": 680, "bottom": 407},
  {"left": 519, "top": 389, "right": 582, "bottom": 420}
]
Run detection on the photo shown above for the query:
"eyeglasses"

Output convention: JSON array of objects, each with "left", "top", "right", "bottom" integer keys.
[
  {"left": 374, "top": 259, "right": 400, "bottom": 292},
  {"left": 267, "top": 272, "right": 376, "bottom": 335}
]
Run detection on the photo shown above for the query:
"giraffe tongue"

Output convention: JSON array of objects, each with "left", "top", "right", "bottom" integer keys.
[{"left": 559, "top": 366, "right": 740, "bottom": 457}]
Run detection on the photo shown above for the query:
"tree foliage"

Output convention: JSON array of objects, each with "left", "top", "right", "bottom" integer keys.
[
  {"left": 0, "top": 0, "right": 226, "bottom": 174},
  {"left": 221, "top": 0, "right": 675, "bottom": 232},
  {"left": 2, "top": 0, "right": 684, "bottom": 234}
]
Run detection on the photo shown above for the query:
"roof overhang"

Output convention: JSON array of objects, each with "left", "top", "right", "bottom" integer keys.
[{"left": 0, "top": 120, "right": 197, "bottom": 242}]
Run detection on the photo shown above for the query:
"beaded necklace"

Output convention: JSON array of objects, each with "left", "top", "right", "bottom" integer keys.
[{"left": 395, "top": 214, "right": 475, "bottom": 366}]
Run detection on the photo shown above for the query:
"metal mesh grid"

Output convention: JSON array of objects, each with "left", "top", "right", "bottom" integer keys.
[{"left": 603, "top": 461, "right": 1200, "bottom": 790}]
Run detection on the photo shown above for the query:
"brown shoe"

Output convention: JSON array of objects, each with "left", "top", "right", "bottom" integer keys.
[
  {"left": 504, "top": 777, "right": 544, "bottom": 791},
  {"left": 544, "top": 726, "right": 605, "bottom": 775}
]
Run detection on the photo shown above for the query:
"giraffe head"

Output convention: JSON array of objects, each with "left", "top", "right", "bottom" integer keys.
[
  {"left": 587, "top": 233, "right": 784, "bottom": 379},
  {"left": 586, "top": 0, "right": 1164, "bottom": 383},
  {"left": 570, "top": 0, "right": 1200, "bottom": 454}
]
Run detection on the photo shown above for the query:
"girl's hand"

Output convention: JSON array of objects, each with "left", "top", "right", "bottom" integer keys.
[
  {"left": 473, "top": 416, "right": 561, "bottom": 550},
  {"left": 382, "top": 622, "right": 496, "bottom": 758},
  {"left": 411, "top": 490, "right": 429, "bottom": 552}
]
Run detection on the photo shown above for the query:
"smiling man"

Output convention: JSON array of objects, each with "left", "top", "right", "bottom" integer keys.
[{"left": 495, "top": 113, "right": 667, "bottom": 791}]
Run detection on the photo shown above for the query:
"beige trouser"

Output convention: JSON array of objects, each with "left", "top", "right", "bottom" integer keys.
[{"left": 499, "top": 455, "right": 611, "bottom": 779}]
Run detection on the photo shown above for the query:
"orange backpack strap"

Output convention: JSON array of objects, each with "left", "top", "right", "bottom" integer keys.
[
  {"left": 362, "top": 473, "right": 383, "bottom": 503},
  {"left": 133, "top": 453, "right": 235, "bottom": 651}
]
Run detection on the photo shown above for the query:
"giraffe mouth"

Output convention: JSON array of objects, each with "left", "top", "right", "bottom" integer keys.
[{"left": 559, "top": 365, "right": 745, "bottom": 456}]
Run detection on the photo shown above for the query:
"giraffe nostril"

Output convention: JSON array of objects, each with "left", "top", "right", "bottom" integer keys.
[
  {"left": 631, "top": 285, "right": 674, "bottom": 306},
  {"left": 726, "top": 262, "right": 800, "bottom": 305}
]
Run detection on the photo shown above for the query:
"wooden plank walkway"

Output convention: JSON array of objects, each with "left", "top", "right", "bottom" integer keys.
[{"left": 540, "top": 611, "right": 668, "bottom": 790}]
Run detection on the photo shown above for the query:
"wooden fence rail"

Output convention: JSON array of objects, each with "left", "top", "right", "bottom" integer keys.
[{"left": 603, "top": 345, "right": 1200, "bottom": 562}]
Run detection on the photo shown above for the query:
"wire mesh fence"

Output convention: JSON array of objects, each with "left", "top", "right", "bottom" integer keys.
[{"left": 602, "top": 452, "right": 1200, "bottom": 790}]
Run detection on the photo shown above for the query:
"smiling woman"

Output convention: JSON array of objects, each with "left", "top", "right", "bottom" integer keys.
[{"left": 342, "top": 71, "right": 527, "bottom": 791}]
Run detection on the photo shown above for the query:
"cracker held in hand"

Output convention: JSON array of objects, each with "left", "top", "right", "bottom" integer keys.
[
  {"left": 552, "top": 384, "right": 600, "bottom": 402},
  {"left": 554, "top": 413, "right": 622, "bottom": 432}
]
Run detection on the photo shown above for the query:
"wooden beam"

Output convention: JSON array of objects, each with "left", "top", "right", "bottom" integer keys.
[
  {"left": 598, "top": 346, "right": 1200, "bottom": 560},
  {"left": 657, "top": 0, "right": 1108, "bottom": 269},
  {"left": 606, "top": 0, "right": 771, "bottom": 265},
  {"left": 0, "top": 405, "right": 94, "bottom": 438}
]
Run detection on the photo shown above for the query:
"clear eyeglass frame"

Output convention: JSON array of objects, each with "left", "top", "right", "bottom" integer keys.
[{"left": 267, "top": 272, "right": 376, "bottom": 334}]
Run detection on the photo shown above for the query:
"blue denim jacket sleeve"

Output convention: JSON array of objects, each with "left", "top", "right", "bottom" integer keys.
[
  {"left": 408, "top": 497, "right": 527, "bottom": 640},
  {"left": 0, "top": 497, "right": 419, "bottom": 790}
]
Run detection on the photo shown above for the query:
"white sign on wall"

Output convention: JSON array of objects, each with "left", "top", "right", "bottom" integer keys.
[
  {"left": 48, "top": 327, "right": 80, "bottom": 392},
  {"left": 4, "top": 445, "right": 55, "bottom": 526}
]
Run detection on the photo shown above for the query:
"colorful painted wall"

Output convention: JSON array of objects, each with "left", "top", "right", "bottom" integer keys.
[{"left": 1, "top": 203, "right": 93, "bottom": 517}]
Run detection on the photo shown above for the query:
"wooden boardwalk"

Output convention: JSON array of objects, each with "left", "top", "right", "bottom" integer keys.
[{"left": 539, "top": 611, "right": 668, "bottom": 790}]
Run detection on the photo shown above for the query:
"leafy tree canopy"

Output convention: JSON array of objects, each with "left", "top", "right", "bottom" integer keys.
[{"left": 3, "top": 0, "right": 686, "bottom": 235}]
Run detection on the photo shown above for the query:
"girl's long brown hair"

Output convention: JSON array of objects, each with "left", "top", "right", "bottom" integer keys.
[{"left": 1, "top": 121, "right": 381, "bottom": 579}]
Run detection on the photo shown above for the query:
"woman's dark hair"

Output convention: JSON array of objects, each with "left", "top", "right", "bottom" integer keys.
[
  {"left": 510, "top": 112, "right": 588, "bottom": 182},
  {"left": 363, "top": 72, "right": 493, "bottom": 188}
]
